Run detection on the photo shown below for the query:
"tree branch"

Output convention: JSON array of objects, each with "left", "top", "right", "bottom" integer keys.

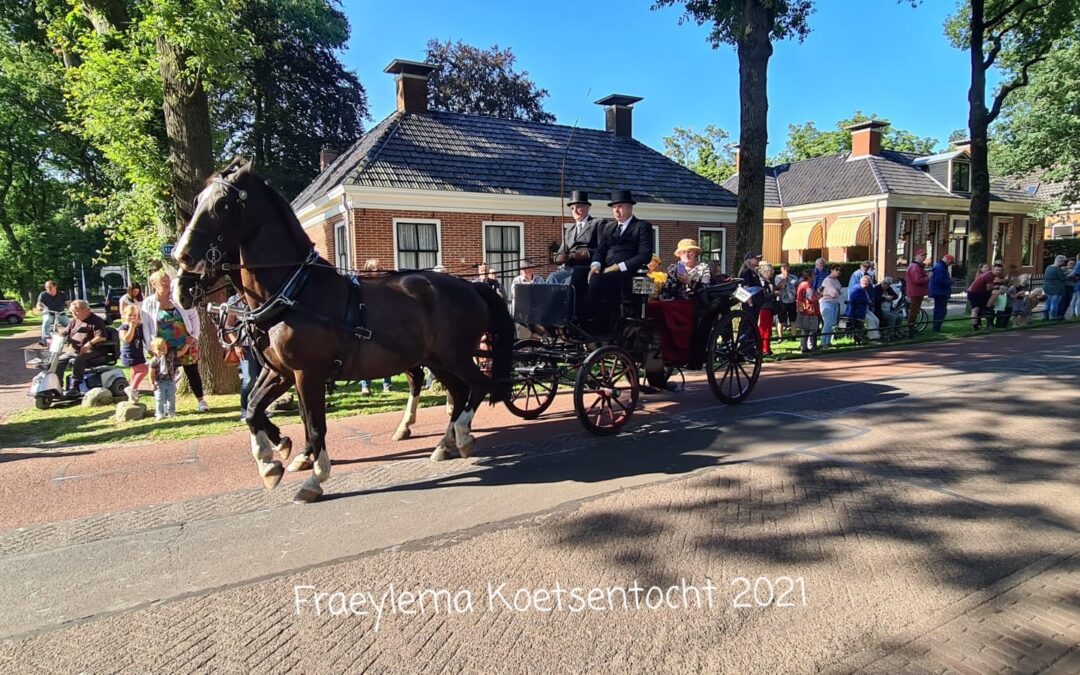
[
  {"left": 985, "top": 0, "right": 1041, "bottom": 30},
  {"left": 989, "top": 54, "right": 1045, "bottom": 122},
  {"left": 983, "top": 33, "right": 1002, "bottom": 69}
]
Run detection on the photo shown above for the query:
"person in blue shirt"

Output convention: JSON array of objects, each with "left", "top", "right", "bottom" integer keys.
[
  {"left": 846, "top": 274, "right": 875, "bottom": 343},
  {"left": 847, "top": 261, "right": 871, "bottom": 300},
  {"left": 928, "top": 253, "right": 955, "bottom": 332}
]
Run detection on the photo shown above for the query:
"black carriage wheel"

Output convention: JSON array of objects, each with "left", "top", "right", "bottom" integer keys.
[
  {"left": 573, "top": 346, "right": 639, "bottom": 435},
  {"left": 706, "top": 309, "right": 763, "bottom": 405},
  {"left": 505, "top": 339, "right": 559, "bottom": 420}
]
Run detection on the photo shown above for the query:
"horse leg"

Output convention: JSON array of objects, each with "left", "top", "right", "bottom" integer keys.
[
  {"left": 292, "top": 370, "right": 331, "bottom": 503},
  {"left": 454, "top": 389, "right": 488, "bottom": 459},
  {"left": 287, "top": 403, "right": 316, "bottom": 473},
  {"left": 392, "top": 366, "right": 425, "bottom": 441},
  {"left": 245, "top": 371, "right": 293, "bottom": 490},
  {"left": 431, "top": 374, "right": 467, "bottom": 462}
]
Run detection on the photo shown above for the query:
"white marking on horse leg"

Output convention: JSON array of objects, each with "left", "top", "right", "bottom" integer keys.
[
  {"left": 392, "top": 393, "right": 419, "bottom": 441},
  {"left": 454, "top": 409, "right": 477, "bottom": 458},
  {"left": 250, "top": 431, "right": 283, "bottom": 489},
  {"left": 286, "top": 453, "right": 313, "bottom": 473},
  {"left": 313, "top": 450, "right": 331, "bottom": 482}
]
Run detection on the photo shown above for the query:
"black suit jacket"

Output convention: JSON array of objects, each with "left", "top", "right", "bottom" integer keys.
[
  {"left": 592, "top": 216, "right": 654, "bottom": 272},
  {"left": 556, "top": 216, "right": 601, "bottom": 267}
]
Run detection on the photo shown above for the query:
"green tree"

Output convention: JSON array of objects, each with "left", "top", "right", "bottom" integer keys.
[
  {"left": 215, "top": 0, "right": 369, "bottom": 200},
  {"left": 654, "top": 0, "right": 813, "bottom": 271},
  {"left": 946, "top": 0, "right": 1079, "bottom": 277},
  {"left": 776, "top": 112, "right": 939, "bottom": 162},
  {"left": 425, "top": 39, "right": 555, "bottom": 123},
  {"left": 994, "top": 38, "right": 1080, "bottom": 210},
  {"left": 662, "top": 125, "right": 736, "bottom": 183}
]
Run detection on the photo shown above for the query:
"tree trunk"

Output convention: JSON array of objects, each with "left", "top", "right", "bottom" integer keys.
[
  {"left": 966, "top": 0, "right": 990, "bottom": 280},
  {"left": 157, "top": 36, "right": 238, "bottom": 395},
  {"left": 735, "top": 0, "right": 772, "bottom": 274}
]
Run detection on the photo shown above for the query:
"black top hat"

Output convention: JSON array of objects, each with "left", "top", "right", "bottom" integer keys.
[
  {"left": 566, "top": 190, "right": 591, "bottom": 206},
  {"left": 607, "top": 189, "right": 637, "bottom": 206}
]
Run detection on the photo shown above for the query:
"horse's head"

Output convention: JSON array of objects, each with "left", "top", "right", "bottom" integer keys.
[{"left": 174, "top": 157, "right": 256, "bottom": 277}]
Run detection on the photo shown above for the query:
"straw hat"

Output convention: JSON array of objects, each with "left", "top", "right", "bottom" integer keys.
[{"left": 674, "top": 238, "right": 702, "bottom": 255}]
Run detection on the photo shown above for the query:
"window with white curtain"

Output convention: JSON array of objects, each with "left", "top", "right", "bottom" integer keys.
[
  {"left": 396, "top": 221, "right": 440, "bottom": 270},
  {"left": 334, "top": 221, "right": 350, "bottom": 271}
]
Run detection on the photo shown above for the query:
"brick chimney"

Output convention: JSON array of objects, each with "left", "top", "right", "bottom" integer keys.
[
  {"left": 848, "top": 120, "right": 889, "bottom": 158},
  {"left": 319, "top": 146, "right": 339, "bottom": 172},
  {"left": 383, "top": 59, "right": 437, "bottom": 114},
  {"left": 951, "top": 138, "right": 972, "bottom": 154},
  {"left": 595, "top": 94, "right": 643, "bottom": 138},
  {"left": 733, "top": 144, "right": 740, "bottom": 174}
]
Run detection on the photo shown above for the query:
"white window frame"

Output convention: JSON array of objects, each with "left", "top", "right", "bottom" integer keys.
[
  {"left": 651, "top": 224, "right": 661, "bottom": 259},
  {"left": 949, "top": 159, "right": 971, "bottom": 193},
  {"left": 925, "top": 213, "right": 946, "bottom": 263},
  {"left": 698, "top": 227, "right": 727, "bottom": 272},
  {"left": 897, "top": 212, "right": 921, "bottom": 259},
  {"left": 333, "top": 220, "right": 350, "bottom": 272},
  {"left": 949, "top": 214, "right": 969, "bottom": 235},
  {"left": 1021, "top": 218, "right": 1041, "bottom": 265},
  {"left": 392, "top": 218, "right": 442, "bottom": 271},
  {"left": 481, "top": 221, "right": 525, "bottom": 288},
  {"left": 991, "top": 216, "right": 1011, "bottom": 263},
  {"left": 1051, "top": 223, "right": 1074, "bottom": 240}
]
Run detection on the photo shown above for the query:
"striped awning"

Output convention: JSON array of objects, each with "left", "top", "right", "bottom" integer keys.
[
  {"left": 825, "top": 215, "right": 872, "bottom": 248},
  {"left": 781, "top": 219, "right": 824, "bottom": 251}
]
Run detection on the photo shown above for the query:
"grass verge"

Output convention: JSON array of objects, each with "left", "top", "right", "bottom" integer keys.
[{"left": 0, "top": 374, "right": 446, "bottom": 448}]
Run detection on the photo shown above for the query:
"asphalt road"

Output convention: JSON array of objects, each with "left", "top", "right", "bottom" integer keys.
[{"left": 0, "top": 324, "right": 1078, "bottom": 672}]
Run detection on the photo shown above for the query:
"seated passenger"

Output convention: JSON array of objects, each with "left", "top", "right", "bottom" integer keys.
[{"left": 660, "top": 239, "right": 711, "bottom": 300}]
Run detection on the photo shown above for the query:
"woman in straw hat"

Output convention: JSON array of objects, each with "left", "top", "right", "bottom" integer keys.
[{"left": 661, "top": 238, "right": 711, "bottom": 300}]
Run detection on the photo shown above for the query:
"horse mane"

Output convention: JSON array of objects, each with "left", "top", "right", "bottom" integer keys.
[{"left": 236, "top": 168, "right": 316, "bottom": 256}]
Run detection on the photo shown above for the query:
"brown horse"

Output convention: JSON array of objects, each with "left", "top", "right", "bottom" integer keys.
[{"left": 174, "top": 160, "right": 514, "bottom": 503}]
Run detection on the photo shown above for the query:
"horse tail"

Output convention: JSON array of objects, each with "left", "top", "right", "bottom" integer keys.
[{"left": 474, "top": 283, "right": 515, "bottom": 404}]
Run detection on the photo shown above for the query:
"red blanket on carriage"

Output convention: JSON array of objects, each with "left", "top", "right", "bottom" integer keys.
[{"left": 644, "top": 299, "right": 695, "bottom": 365}]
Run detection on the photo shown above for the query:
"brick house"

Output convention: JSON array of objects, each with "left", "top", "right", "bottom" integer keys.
[
  {"left": 722, "top": 121, "right": 1045, "bottom": 278},
  {"left": 291, "top": 60, "right": 738, "bottom": 290}
]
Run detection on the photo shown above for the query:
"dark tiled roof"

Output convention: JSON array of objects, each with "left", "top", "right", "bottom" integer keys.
[
  {"left": 722, "top": 149, "right": 1040, "bottom": 207},
  {"left": 292, "top": 111, "right": 737, "bottom": 210}
]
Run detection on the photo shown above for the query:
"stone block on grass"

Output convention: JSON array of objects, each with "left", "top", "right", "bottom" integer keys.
[
  {"left": 81, "top": 387, "right": 113, "bottom": 407},
  {"left": 114, "top": 402, "right": 147, "bottom": 422}
]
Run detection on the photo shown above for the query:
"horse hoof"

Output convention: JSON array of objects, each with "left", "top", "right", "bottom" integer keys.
[
  {"left": 293, "top": 483, "right": 323, "bottom": 503},
  {"left": 430, "top": 446, "right": 453, "bottom": 462},
  {"left": 286, "top": 454, "right": 313, "bottom": 473},
  {"left": 276, "top": 437, "right": 293, "bottom": 461},
  {"left": 458, "top": 439, "right": 475, "bottom": 459},
  {"left": 392, "top": 428, "right": 411, "bottom": 441},
  {"left": 262, "top": 462, "right": 284, "bottom": 491}
]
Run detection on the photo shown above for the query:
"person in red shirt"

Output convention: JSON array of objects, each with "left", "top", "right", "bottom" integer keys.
[
  {"left": 795, "top": 269, "right": 821, "bottom": 353},
  {"left": 905, "top": 249, "right": 930, "bottom": 337},
  {"left": 966, "top": 262, "right": 996, "bottom": 329}
]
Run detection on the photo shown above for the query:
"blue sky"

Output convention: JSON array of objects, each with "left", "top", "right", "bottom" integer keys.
[{"left": 341, "top": 0, "right": 973, "bottom": 155}]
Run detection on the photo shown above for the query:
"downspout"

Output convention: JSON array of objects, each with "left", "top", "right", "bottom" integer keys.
[{"left": 341, "top": 192, "right": 352, "bottom": 272}]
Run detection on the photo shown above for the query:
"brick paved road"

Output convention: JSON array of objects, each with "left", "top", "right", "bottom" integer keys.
[{"left": 0, "top": 327, "right": 1077, "bottom": 672}]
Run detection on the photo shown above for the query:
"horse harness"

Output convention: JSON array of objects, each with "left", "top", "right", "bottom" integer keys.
[{"left": 207, "top": 248, "right": 374, "bottom": 378}]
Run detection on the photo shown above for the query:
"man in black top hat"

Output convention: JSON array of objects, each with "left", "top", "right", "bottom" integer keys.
[
  {"left": 584, "top": 190, "right": 654, "bottom": 336},
  {"left": 548, "top": 190, "right": 603, "bottom": 285}
]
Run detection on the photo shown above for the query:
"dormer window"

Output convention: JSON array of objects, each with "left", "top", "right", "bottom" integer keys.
[{"left": 951, "top": 160, "right": 971, "bottom": 192}]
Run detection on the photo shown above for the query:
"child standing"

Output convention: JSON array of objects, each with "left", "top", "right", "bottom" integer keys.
[
  {"left": 119, "top": 305, "right": 148, "bottom": 402},
  {"left": 148, "top": 337, "right": 183, "bottom": 419}
]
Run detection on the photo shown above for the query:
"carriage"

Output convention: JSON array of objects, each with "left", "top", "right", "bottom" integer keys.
[{"left": 498, "top": 270, "right": 764, "bottom": 435}]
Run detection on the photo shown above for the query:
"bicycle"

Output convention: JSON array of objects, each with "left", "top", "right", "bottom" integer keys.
[{"left": 890, "top": 295, "right": 929, "bottom": 337}]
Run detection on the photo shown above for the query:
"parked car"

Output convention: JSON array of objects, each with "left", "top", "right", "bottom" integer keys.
[
  {"left": 104, "top": 288, "right": 124, "bottom": 324},
  {"left": 0, "top": 300, "right": 26, "bottom": 324}
]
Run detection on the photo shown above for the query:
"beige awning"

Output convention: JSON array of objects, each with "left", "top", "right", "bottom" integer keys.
[
  {"left": 825, "top": 215, "right": 872, "bottom": 248},
  {"left": 782, "top": 219, "right": 824, "bottom": 251}
]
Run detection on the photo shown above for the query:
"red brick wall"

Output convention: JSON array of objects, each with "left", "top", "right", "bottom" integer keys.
[{"left": 306, "top": 208, "right": 736, "bottom": 277}]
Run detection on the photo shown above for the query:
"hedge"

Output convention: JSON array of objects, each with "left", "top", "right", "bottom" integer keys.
[{"left": 1044, "top": 239, "right": 1080, "bottom": 266}]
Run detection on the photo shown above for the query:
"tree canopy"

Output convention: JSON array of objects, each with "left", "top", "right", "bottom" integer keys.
[
  {"left": 662, "top": 125, "right": 736, "bottom": 183},
  {"left": 424, "top": 39, "right": 555, "bottom": 123},
  {"left": 775, "top": 112, "right": 939, "bottom": 163},
  {"left": 993, "top": 36, "right": 1080, "bottom": 210}
]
